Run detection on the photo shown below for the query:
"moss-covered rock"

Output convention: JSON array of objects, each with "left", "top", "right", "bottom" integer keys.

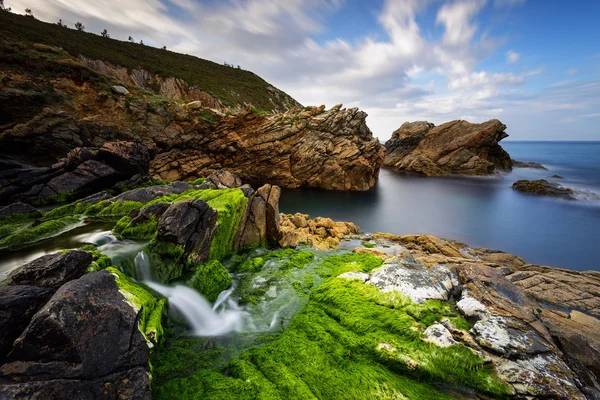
[
  {"left": 108, "top": 267, "right": 166, "bottom": 346},
  {"left": 0, "top": 215, "right": 82, "bottom": 249},
  {"left": 187, "top": 260, "right": 232, "bottom": 303}
]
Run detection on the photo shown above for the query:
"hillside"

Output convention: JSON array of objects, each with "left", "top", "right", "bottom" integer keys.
[{"left": 0, "top": 11, "right": 299, "bottom": 111}]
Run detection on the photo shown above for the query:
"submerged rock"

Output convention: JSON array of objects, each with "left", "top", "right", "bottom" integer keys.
[
  {"left": 512, "top": 160, "right": 548, "bottom": 170},
  {"left": 512, "top": 179, "right": 575, "bottom": 199},
  {"left": 383, "top": 119, "right": 512, "bottom": 176}
]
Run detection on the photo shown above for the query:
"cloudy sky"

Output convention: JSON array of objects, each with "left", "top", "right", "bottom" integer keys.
[{"left": 7, "top": 0, "right": 600, "bottom": 141}]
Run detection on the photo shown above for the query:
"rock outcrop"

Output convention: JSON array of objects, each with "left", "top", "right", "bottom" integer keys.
[
  {"left": 383, "top": 119, "right": 512, "bottom": 176},
  {"left": 512, "top": 179, "right": 575, "bottom": 199},
  {"left": 344, "top": 233, "right": 600, "bottom": 398},
  {"left": 279, "top": 213, "right": 360, "bottom": 249}
]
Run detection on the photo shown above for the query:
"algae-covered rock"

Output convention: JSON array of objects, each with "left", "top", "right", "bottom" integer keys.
[
  {"left": 187, "top": 260, "right": 232, "bottom": 303},
  {"left": 5, "top": 250, "right": 92, "bottom": 288}
]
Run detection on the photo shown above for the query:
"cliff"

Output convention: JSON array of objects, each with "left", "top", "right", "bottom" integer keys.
[{"left": 384, "top": 119, "right": 513, "bottom": 176}]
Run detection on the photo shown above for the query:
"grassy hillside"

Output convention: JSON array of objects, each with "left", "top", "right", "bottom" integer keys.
[{"left": 0, "top": 11, "right": 299, "bottom": 111}]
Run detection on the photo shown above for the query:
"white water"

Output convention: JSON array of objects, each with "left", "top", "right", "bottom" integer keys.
[{"left": 134, "top": 251, "right": 277, "bottom": 337}]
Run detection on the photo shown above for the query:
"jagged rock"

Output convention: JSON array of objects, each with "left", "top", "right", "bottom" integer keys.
[
  {"left": 5, "top": 250, "right": 93, "bottom": 289},
  {"left": 0, "top": 271, "right": 151, "bottom": 398},
  {"left": 96, "top": 141, "right": 150, "bottom": 177},
  {"left": 112, "top": 181, "right": 190, "bottom": 204},
  {"left": 512, "top": 179, "right": 575, "bottom": 199},
  {"left": 383, "top": 119, "right": 512, "bottom": 176},
  {"left": 111, "top": 85, "right": 129, "bottom": 95},
  {"left": 206, "top": 170, "right": 242, "bottom": 189},
  {"left": 0, "top": 285, "right": 53, "bottom": 364},
  {"left": 235, "top": 184, "right": 281, "bottom": 248},
  {"left": 45, "top": 159, "right": 121, "bottom": 194},
  {"left": 150, "top": 106, "right": 384, "bottom": 190},
  {"left": 512, "top": 160, "right": 548, "bottom": 169},
  {"left": 157, "top": 199, "right": 218, "bottom": 263},
  {"left": 0, "top": 203, "right": 40, "bottom": 220},
  {"left": 279, "top": 213, "right": 360, "bottom": 249}
]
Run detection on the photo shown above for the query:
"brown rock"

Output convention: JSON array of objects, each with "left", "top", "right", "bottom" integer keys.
[
  {"left": 384, "top": 119, "right": 512, "bottom": 176},
  {"left": 512, "top": 179, "right": 575, "bottom": 199},
  {"left": 279, "top": 213, "right": 360, "bottom": 249}
]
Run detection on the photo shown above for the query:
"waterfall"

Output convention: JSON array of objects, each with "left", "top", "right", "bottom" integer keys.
[{"left": 133, "top": 251, "right": 278, "bottom": 337}]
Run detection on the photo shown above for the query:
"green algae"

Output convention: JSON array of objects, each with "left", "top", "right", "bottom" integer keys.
[
  {"left": 108, "top": 267, "right": 166, "bottom": 346},
  {"left": 146, "top": 240, "right": 191, "bottom": 283},
  {"left": 151, "top": 251, "right": 511, "bottom": 400},
  {"left": 189, "top": 177, "right": 205, "bottom": 185},
  {"left": 85, "top": 248, "right": 114, "bottom": 271},
  {"left": 0, "top": 216, "right": 81, "bottom": 249},
  {"left": 187, "top": 260, "right": 232, "bottom": 303},
  {"left": 113, "top": 215, "right": 158, "bottom": 240}
]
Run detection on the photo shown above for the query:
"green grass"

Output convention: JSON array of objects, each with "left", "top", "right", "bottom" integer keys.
[
  {"left": 151, "top": 252, "right": 511, "bottom": 400},
  {"left": 0, "top": 11, "right": 298, "bottom": 111},
  {"left": 0, "top": 215, "right": 81, "bottom": 249},
  {"left": 108, "top": 267, "right": 166, "bottom": 346},
  {"left": 187, "top": 260, "right": 232, "bottom": 303}
]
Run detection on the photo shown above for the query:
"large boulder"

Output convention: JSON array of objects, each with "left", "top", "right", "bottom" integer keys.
[
  {"left": 96, "top": 141, "right": 150, "bottom": 177},
  {"left": 512, "top": 179, "right": 575, "bottom": 199},
  {"left": 234, "top": 184, "right": 281, "bottom": 248},
  {"left": 0, "top": 271, "right": 151, "bottom": 399},
  {"left": 383, "top": 119, "right": 512, "bottom": 176}
]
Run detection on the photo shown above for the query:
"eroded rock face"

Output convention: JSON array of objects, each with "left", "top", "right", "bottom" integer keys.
[
  {"left": 383, "top": 119, "right": 512, "bottom": 176},
  {"left": 344, "top": 233, "right": 600, "bottom": 398},
  {"left": 512, "top": 179, "right": 575, "bottom": 199}
]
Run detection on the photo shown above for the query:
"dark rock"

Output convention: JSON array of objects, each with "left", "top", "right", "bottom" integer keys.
[
  {"left": 512, "top": 160, "right": 548, "bottom": 170},
  {"left": 235, "top": 184, "right": 281, "bottom": 249},
  {"left": 512, "top": 179, "right": 575, "bottom": 199},
  {"left": 65, "top": 147, "right": 96, "bottom": 168},
  {"left": 5, "top": 250, "right": 93, "bottom": 289},
  {"left": 549, "top": 174, "right": 564, "bottom": 179},
  {"left": 1, "top": 271, "right": 149, "bottom": 382},
  {"left": 0, "top": 285, "right": 53, "bottom": 364},
  {"left": 112, "top": 182, "right": 190, "bottom": 204},
  {"left": 0, "top": 203, "right": 40, "bottom": 220},
  {"left": 46, "top": 159, "right": 121, "bottom": 194},
  {"left": 383, "top": 119, "right": 512, "bottom": 176},
  {"left": 96, "top": 141, "right": 150, "bottom": 177},
  {"left": 130, "top": 203, "right": 170, "bottom": 227},
  {"left": 157, "top": 199, "right": 218, "bottom": 262}
]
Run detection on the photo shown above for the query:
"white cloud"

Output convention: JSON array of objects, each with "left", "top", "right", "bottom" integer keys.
[
  {"left": 505, "top": 49, "right": 520, "bottom": 64},
  {"left": 436, "top": 0, "right": 486, "bottom": 46}
]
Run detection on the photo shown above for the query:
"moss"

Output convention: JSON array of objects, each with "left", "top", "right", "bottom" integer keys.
[
  {"left": 0, "top": 211, "right": 41, "bottom": 238},
  {"left": 146, "top": 240, "right": 191, "bottom": 283},
  {"left": 85, "top": 248, "right": 114, "bottom": 271},
  {"left": 197, "top": 110, "right": 216, "bottom": 122},
  {"left": 448, "top": 316, "right": 471, "bottom": 331},
  {"left": 188, "top": 177, "right": 205, "bottom": 185},
  {"left": 236, "top": 256, "right": 265, "bottom": 273},
  {"left": 187, "top": 260, "right": 232, "bottom": 303},
  {"left": 361, "top": 242, "right": 377, "bottom": 249},
  {"left": 316, "top": 252, "right": 384, "bottom": 278},
  {"left": 0, "top": 216, "right": 81, "bottom": 249},
  {"left": 108, "top": 267, "right": 166, "bottom": 346},
  {"left": 113, "top": 215, "right": 158, "bottom": 240}
]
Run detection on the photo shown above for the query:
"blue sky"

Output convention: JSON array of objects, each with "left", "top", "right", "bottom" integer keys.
[{"left": 8, "top": 0, "right": 600, "bottom": 141}]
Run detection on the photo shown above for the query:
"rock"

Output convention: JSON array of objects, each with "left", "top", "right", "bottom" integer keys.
[
  {"left": 423, "top": 323, "right": 457, "bottom": 347},
  {"left": 0, "top": 203, "right": 40, "bottom": 220},
  {"left": 383, "top": 119, "right": 512, "bottom": 176},
  {"left": 45, "top": 159, "right": 121, "bottom": 195},
  {"left": 0, "top": 271, "right": 151, "bottom": 398},
  {"left": 111, "top": 85, "right": 129, "bottom": 95},
  {"left": 0, "top": 285, "right": 53, "bottom": 364},
  {"left": 512, "top": 179, "right": 575, "bottom": 199},
  {"left": 206, "top": 170, "right": 242, "bottom": 189},
  {"left": 234, "top": 184, "right": 281, "bottom": 248},
  {"left": 5, "top": 250, "right": 93, "bottom": 289},
  {"left": 129, "top": 203, "right": 170, "bottom": 228},
  {"left": 549, "top": 174, "right": 564, "bottom": 179},
  {"left": 368, "top": 258, "right": 459, "bottom": 303},
  {"left": 338, "top": 271, "right": 370, "bottom": 282},
  {"left": 157, "top": 199, "right": 218, "bottom": 263},
  {"left": 512, "top": 160, "right": 548, "bottom": 170},
  {"left": 96, "top": 141, "right": 150, "bottom": 177},
  {"left": 278, "top": 213, "right": 360, "bottom": 249}
]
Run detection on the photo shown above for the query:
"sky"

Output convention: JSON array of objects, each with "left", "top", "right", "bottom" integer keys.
[{"left": 6, "top": 0, "right": 600, "bottom": 141}]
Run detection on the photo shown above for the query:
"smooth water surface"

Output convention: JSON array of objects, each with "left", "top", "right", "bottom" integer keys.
[{"left": 281, "top": 142, "right": 600, "bottom": 271}]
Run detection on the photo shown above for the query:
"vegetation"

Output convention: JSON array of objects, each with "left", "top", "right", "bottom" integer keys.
[
  {"left": 113, "top": 215, "right": 158, "bottom": 240},
  {"left": 152, "top": 252, "right": 510, "bottom": 400},
  {"left": 0, "top": 216, "right": 81, "bottom": 249},
  {"left": 0, "top": 11, "right": 298, "bottom": 110},
  {"left": 187, "top": 260, "right": 232, "bottom": 303}
]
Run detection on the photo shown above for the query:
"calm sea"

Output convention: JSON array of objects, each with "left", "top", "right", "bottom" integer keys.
[{"left": 280, "top": 141, "right": 600, "bottom": 271}]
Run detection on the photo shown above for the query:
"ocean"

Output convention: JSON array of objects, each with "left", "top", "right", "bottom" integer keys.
[{"left": 280, "top": 141, "right": 600, "bottom": 271}]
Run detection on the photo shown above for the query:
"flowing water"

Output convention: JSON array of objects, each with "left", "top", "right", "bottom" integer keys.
[{"left": 281, "top": 141, "right": 600, "bottom": 271}]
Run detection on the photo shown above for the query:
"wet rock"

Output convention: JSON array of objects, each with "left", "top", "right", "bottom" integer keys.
[
  {"left": 112, "top": 181, "right": 190, "bottom": 204},
  {"left": 129, "top": 203, "right": 170, "bottom": 228},
  {"left": 384, "top": 119, "right": 512, "bottom": 176},
  {"left": 0, "top": 203, "right": 40, "bottom": 220},
  {"left": 0, "top": 271, "right": 150, "bottom": 390},
  {"left": 512, "top": 160, "right": 548, "bottom": 169},
  {"left": 368, "top": 258, "right": 459, "bottom": 303},
  {"left": 157, "top": 199, "right": 218, "bottom": 263},
  {"left": 5, "top": 250, "right": 93, "bottom": 289},
  {"left": 0, "top": 285, "right": 53, "bottom": 364},
  {"left": 512, "top": 179, "right": 575, "bottom": 199},
  {"left": 423, "top": 323, "right": 457, "bottom": 347},
  {"left": 45, "top": 159, "right": 121, "bottom": 194}
]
